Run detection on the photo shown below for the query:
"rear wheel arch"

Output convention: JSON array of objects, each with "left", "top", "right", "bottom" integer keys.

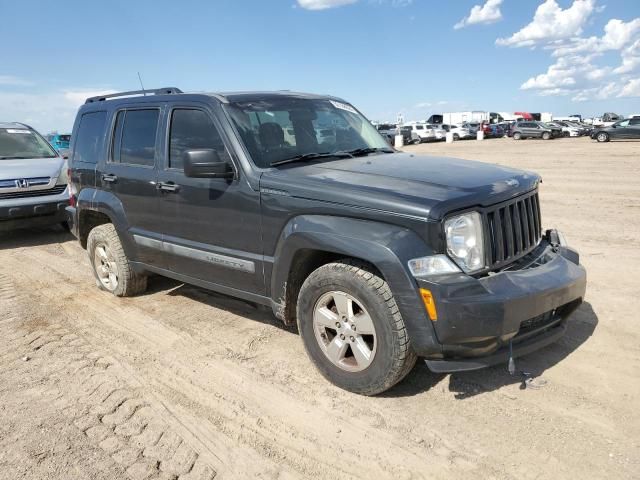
[{"left": 79, "top": 209, "right": 112, "bottom": 249}]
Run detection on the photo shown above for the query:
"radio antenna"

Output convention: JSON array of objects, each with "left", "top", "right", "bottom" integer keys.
[{"left": 137, "top": 72, "right": 146, "bottom": 95}]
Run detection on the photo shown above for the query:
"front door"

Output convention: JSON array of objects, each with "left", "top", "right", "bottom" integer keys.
[
  {"left": 99, "top": 106, "right": 162, "bottom": 265},
  {"left": 155, "top": 103, "right": 265, "bottom": 296}
]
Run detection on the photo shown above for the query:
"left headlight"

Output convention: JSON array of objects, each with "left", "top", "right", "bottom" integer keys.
[{"left": 444, "top": 211, "right": 485, "bottom": 273}]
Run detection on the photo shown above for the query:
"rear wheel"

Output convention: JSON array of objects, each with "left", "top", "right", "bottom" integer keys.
[
  {"left": 297, "top": 260, "right": 417, "bottom": 396},
  {"left": 87, "top": 224, "right": 147, "bottom": 297},
  {"left": 596, "top": 132, "right": 609, "bottom": 143},
  {"left": 513, "top": 132, "right": 522, "bottom": 140}
]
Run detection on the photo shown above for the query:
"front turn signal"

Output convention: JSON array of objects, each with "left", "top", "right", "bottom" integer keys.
[{"left": 419, "top": 288, "right": 438, "bottom": 321}]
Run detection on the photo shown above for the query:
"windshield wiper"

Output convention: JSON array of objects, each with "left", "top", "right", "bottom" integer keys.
[
  {"left": 270, "top": 151, "right": 353, "bottom": 167},
  {"left": 344, "top": 147, "right": 394, "bottom": 157}
]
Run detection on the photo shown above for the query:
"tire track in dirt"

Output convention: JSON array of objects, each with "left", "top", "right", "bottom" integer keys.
[{"left": 0, "top": 272, "right": 218, "bottom": 480}]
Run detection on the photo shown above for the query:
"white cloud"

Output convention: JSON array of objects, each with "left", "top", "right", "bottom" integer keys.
[
  {"left": 496, "top": 0, "right": 596, "bottom": 47},
  {"left": 0, "top": 88, "right": 115, "bottom": 134},
  {"left": 0, "top": 75, "right": 34, "bottom": 87},
  {"left": 619, "top": 78, "right": 640, "bottom": 97},
  {"left": 498, "top": 1, "right": 640, "bottom": 101},
  {"left": 614, "top": 39, "right": 640, "bottom": 74},
  {"left": 296, "top": 0, "right": 357, "bottom": 10},
  {"left": 454, "top": 0, "right": 503, "bottom": 30}
]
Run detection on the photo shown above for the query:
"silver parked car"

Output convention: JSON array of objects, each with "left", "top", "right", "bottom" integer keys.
[{"left": 0, "top": 122, "right": 69, "bottom": 231}]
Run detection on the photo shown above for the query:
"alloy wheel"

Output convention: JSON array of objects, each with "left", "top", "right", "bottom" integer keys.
[
  {"left": 312, "top": 291, "right": 377, "bottom": 372},
  {"left": 93, "top": 243, "right": 119, "bottom": 291}
]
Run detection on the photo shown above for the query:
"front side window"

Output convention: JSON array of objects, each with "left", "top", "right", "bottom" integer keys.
[
  {"left": 168, "top": 109, "right": 230, "bottom": 170},
  {"left": 0, "top": 127, "right": 57, "bottom": 160},
  {"left": 73, "top": 111, "right": 107, "bottom": 164},
  {"left": 111, "top": 109, "right": 159, "bottom": 166},
  {"left": 224, "top": 98, "right": 390, "bottom": 168},
  {"left": 617, "top": 119, "right": 630, "bottom": 127}
]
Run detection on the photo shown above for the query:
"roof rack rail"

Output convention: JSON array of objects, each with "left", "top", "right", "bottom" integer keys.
[{"left": 85, "top": 87, "right": 183, "bottom": 104}]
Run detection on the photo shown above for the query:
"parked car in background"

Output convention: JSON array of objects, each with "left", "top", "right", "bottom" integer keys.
[
  {"left": 465, "top": 122, "right": 480, "bottom": 134},
  {"left": 407, "top": 123, "right": 435, "bottom": 143},
  {"left": 46, "top": 133, "right": 71, "bottom": 152},
  {"left": 540, "top": 122, "right": 563, "bottom": 138},
  {"left": 482, "top": 123, "right": 505, "bottom": 138},
  {"left": 511, "top": 121, "right": 554, "bottom": 140},
  {"left": 67, "top": 87, "right": 586, "bottom": 395},
  {"left": 0, "top": 122, "right": 69, "bottom": 231},
  {"left": 591, "top": 118, "right": 640, "bottom": 142},
  {"left": 448, "top": 124, "right": 474, "bottom": 140},
  {"left": 376, "top": 124, "right": 413, "bottom": 145},
  {"left": 428, "top": 124, "right": 447, "bottom": 140}
]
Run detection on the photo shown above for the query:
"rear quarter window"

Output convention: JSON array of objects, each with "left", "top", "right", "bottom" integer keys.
[{"left": 72, "top": 111, "right": 107, "bottom": 164}]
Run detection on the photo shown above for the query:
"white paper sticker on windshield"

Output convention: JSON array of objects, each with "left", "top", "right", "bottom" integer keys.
[
  {"left": 5, "top": 129, "right": 31, "bottom": 134},
  {"left": 330, "top": 101, "right": 357, "bottom": 114}
]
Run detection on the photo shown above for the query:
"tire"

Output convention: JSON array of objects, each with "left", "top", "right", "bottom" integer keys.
[
  {"left": 87, "top": 223, "right": 147, "bottom": 297},
  {"left": 542, "top": 132, "right": 551, "bottom": 140},
  {"left": 596, "top": 132, "right": 609, "bottom": 143},
  {"left": 296, "top": 259, "right": 417, "bottom": 396},
  {"left": 513, "top": 132, "right": 522, "bottom": 140}
]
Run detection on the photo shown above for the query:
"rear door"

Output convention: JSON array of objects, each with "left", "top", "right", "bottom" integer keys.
[
  {"left": 628, "top": 118, "right": 640, "bottom": 139},
  {"left": 155, "top": 102, "right": 265, "bottom": 295},
  {"left": 100, "top": 106, "right": 163, "bottom": 265}
]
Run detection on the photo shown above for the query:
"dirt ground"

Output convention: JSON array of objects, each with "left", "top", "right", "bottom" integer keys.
[{"left": 1, "top": 136, "right": 639, "bottom": 480}]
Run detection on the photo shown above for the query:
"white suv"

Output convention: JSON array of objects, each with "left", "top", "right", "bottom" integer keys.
[{"left": 407, "top": 123, "right": 434, "bottom": 143}]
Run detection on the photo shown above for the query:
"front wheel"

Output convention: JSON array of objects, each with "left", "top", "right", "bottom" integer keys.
[
  {"left": 542, "top": 132, "right": 551, "bottom": 140},
  {"left": 513, "top": 132, "right": 522, "bottom": 140},
  {"left": 297, "top": 260, "right": 417, "bottom": 396},
  {"left": 596, "top": 132, "right": 609, "bottom": 143},
  {"left": 87, "top": 224, "right": 147, "bottom": 297}
]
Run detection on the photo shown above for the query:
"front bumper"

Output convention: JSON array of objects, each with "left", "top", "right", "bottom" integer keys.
[
  {"left": 0, "top": 194, "right": 69, "bottom": 231},
  {"left": 415, "top": 235, "right": 586, "bottom": 371}
]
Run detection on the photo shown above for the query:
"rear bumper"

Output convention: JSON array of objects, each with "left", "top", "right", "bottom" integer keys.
[
  {"left": 414, "top": 234, "right": 586, "bottom": 370},
  {"left": 0, "top": 196, "right": 69, "bottom": 231}
]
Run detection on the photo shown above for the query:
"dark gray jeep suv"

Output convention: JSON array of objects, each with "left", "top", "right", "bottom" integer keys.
[{"left": 67, "top": 88, "right": 586, "bottom": 395}]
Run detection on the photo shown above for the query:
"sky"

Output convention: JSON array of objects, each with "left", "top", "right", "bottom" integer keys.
[{"left": 1, "top": 0, "right": 639, "bottom": 133}]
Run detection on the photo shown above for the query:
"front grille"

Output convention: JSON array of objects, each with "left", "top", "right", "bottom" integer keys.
[
  {"left": 484, "top": 190, "right": 542, "bottom": 270},
  {"left": 0, "top": 185, "right": 66, "bottom": 200}
]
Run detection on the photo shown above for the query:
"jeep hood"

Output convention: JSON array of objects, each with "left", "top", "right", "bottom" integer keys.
[
  {"left": 0, "top": 157, "right": 65, "bottom": 182},
  {"left": 260, "top": 152, "right": 540, "bottom": 220}
]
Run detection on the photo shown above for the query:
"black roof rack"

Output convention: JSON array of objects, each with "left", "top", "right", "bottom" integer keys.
[{"left": 85, "top": 87, "right": 183, "bottom": 104}]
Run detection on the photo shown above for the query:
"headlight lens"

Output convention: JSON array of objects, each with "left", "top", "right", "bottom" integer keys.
[
  {"left": 445, "top": 211, "right": 485, "bottom": 272},
  {"left": 408, "top": 254, "right": 460, "bottom": 277},
  {"left": 55, "top": 161, "right": 69, "bottom": 185}
]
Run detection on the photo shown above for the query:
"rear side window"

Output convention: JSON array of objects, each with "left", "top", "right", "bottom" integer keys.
[
  {"left": 111, "top": 109, "right": 159, "bottom": 166},
  {"left": 168, "top": 109, "right": 230, "bottom": 170},
  {"left": 72, "top": 111, "right": 107, "bottom": 164}
]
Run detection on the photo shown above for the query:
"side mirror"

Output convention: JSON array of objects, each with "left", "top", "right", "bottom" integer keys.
[
  {"left": 59, "top": 149, "right": 70, "bottom": 160},
  {"left": 183, "top": 149, "right": 234, "bottom": 179}
]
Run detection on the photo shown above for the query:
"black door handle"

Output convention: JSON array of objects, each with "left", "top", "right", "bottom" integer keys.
[
  {"left": 101, "top": 173, "right": 118, "bottom": 183},
  {"left": 157, "top": 182, "right": 180, "bottom": 193}
]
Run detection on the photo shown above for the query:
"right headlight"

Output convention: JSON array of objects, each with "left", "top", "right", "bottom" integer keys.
[{"left": 444, "top": 211, "right": 485, "bottom": 273}]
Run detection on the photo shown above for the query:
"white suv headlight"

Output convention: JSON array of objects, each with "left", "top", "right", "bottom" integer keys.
[{"left": 445, "top": 211, "right": 485, "bottom": 273}]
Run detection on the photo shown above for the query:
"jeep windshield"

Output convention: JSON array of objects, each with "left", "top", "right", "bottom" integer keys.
[
  {"left": 224, "top": 97, "right": 392, "bottom": 168},
  {"left": 0, "top": 128, "right": 58, "bottom": 160}
]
